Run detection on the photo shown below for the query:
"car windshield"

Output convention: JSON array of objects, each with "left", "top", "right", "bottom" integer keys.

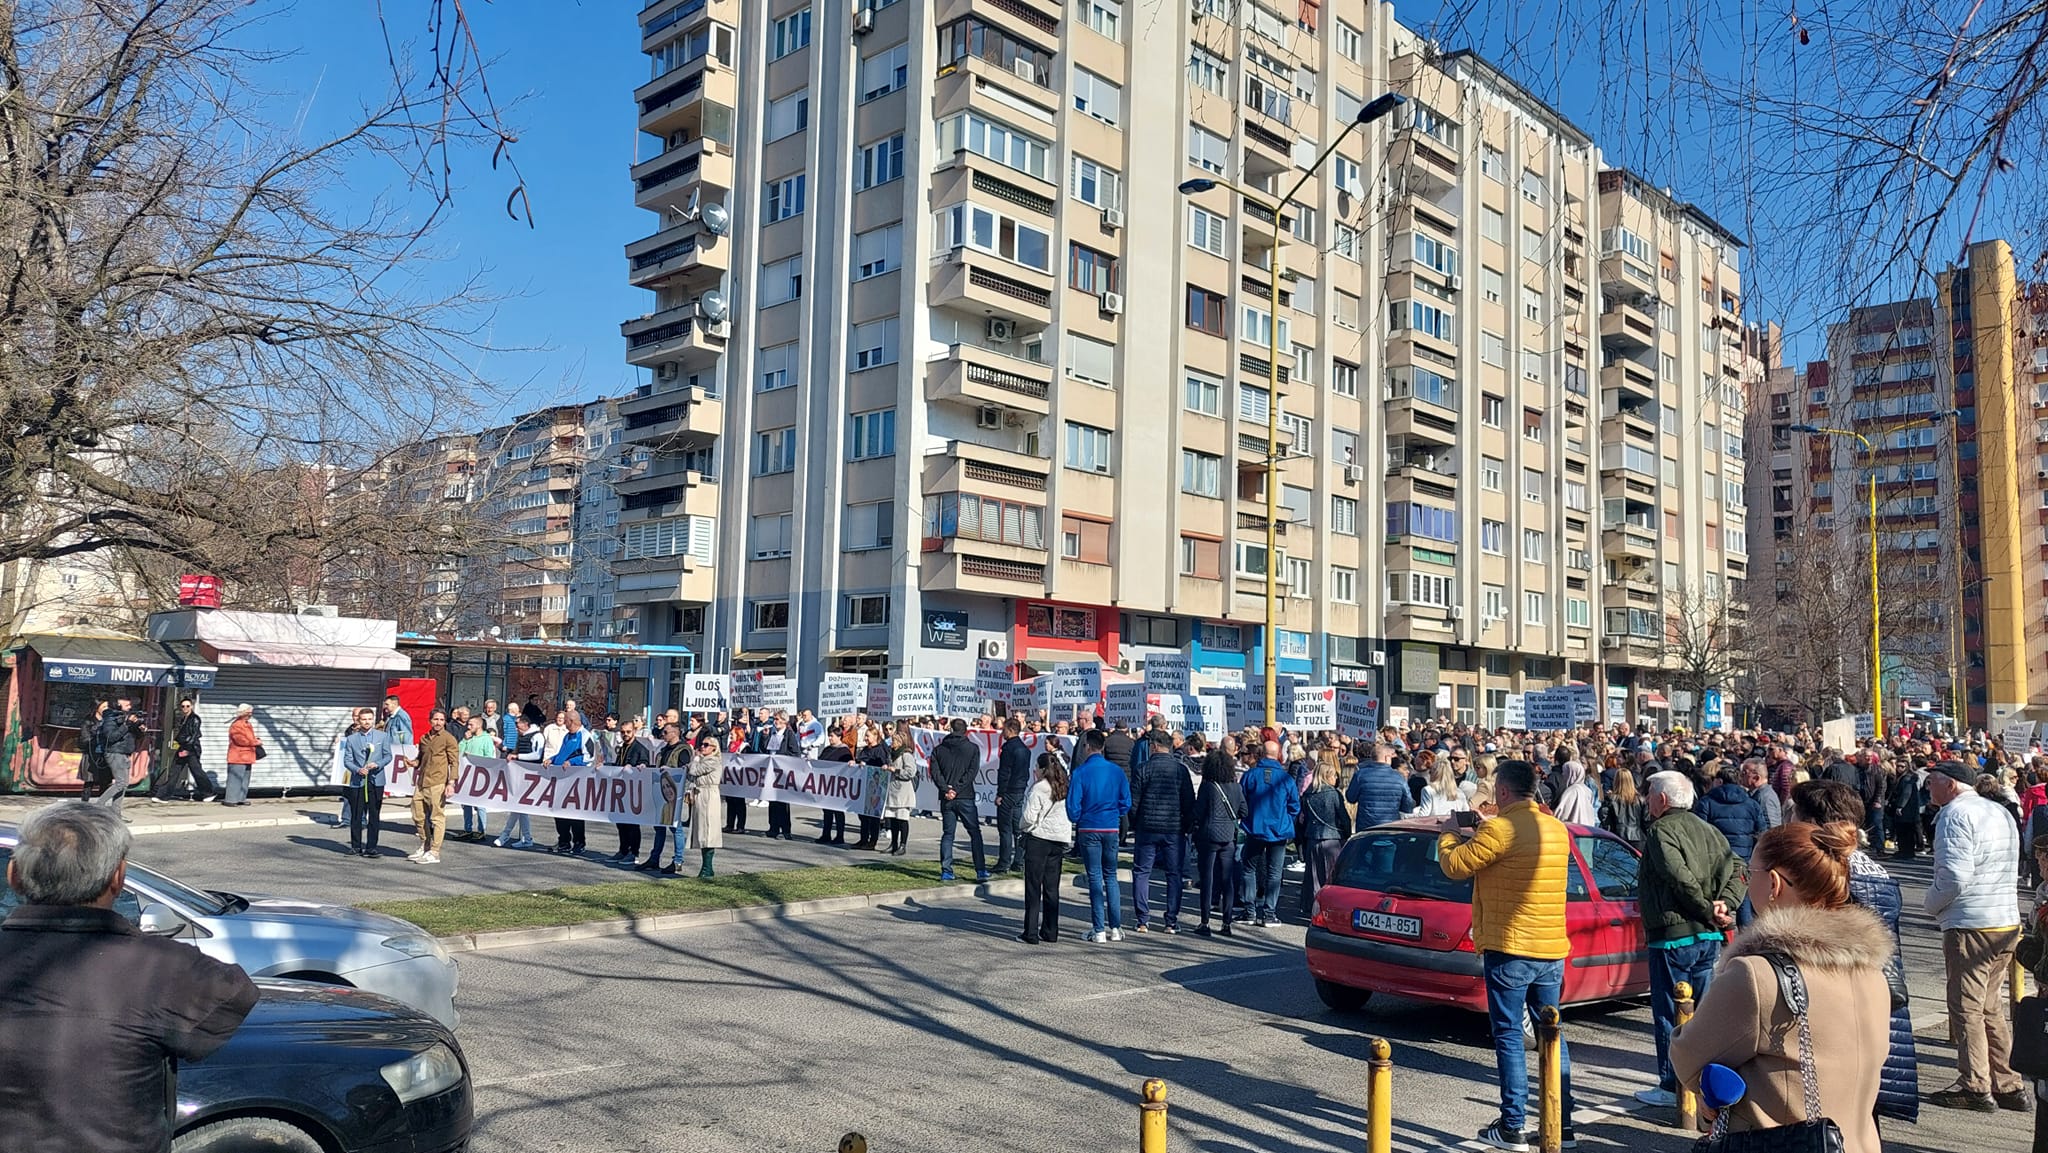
[
  {"left": 124, "top": 860, "right": 232, "bottom": 916},
  {"left": 1331, "top": 832, "right": 1473, "bottom": 902}
]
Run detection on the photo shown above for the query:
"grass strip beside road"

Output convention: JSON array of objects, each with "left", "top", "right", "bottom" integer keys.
[{"left": 360, "top": 859, "right": 1015, "bottom": 937}]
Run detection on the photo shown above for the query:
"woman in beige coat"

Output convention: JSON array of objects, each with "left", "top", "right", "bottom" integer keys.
[
  {"left": 1672, "top": 821, "right": 1891, "bottom": 1153},
  {"left": 683, "top": 733, "right": 725, "bottom": 876}
]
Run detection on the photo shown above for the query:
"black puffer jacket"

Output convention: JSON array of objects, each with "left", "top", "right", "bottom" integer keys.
[
  {"left": 1130, "top": 755, "right": 1194, "bottom": 834},
  {"left": 1847, "top": 854, "right": 1919, "bottom": 1123}
]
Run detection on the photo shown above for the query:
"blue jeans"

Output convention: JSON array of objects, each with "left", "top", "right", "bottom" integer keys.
[
  {"left": 1077, "top": 830, "right": 1122, "bottom": 934},
  {"left": 461, "top": 805, "right": 485, "bottom": 834},
  {"left": 938, "top": 797, "right": 986, "bottom": 875},
  {"left": 1483, "top": 953, "right": 1575, "bottom": 1133},
  {"left": 1131, "top": 830, "right": 1185, "bottom": 925},
  {"left": 1242, "top": 838, "right": 1287, "bottom": 919},
  {"left": 1648, "top": 938, "right": 1721, "bottom": 1091},
  {"left": 495, "top": 811, "right": 531, "bottom": 843}
]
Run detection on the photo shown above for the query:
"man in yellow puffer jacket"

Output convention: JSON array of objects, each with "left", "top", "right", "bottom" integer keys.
[{"left": 1438, "top": 759, "right": 1576, "bottom": 1152}]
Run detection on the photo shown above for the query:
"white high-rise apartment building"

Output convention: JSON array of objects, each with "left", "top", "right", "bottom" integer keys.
[{"left": 619, "top": 0, "right": 1749, "bottom": 725}]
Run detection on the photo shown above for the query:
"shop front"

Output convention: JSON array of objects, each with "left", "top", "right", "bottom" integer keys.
[
  {"left": 398, "top": 635, "right": 694, "bottom": 727},
  {"left": 1010, "top": 599, "right": 1119, "bottom": 676},
  {"left": 1, "top": 633, "right": 217, "bottom": 793}
]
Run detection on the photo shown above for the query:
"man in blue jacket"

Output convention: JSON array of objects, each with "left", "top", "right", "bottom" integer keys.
[
  {"left": 1241, "top": 740, "right": 1302, "bottom": 927},
  {"left": 1066, "top": 728, "right": 1132, "bottom": 943},
  {"left": 1346, "top": 741, "right": 1415, "bottom": 830}
]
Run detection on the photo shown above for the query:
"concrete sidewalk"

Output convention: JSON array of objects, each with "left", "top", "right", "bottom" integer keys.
[{"left": 0, "top": 794, "right": 337, "bottom": 836}]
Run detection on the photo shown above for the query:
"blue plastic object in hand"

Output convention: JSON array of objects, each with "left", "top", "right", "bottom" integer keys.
[{"left": 1699, "top": 1063, "right": 1747, "bottom": 1111}]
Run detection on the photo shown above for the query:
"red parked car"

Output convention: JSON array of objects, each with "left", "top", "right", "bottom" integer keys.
[{"left": 1305, "top": 818, "right": 1649, "bottom": 1013}]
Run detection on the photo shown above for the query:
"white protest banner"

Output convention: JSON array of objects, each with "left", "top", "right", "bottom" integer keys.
[
  {"left": 818, "top": 673, "right": 868, "bottom": 718},
  {"left": 1504, "top": 693, "right": 1527, "bottom": 730},
  {"left": 891, "top": 677, "right": 941, "bottom": 717},
  {"left": 1153, "top": 693, "right": 1225, "bottom": 736},
  {"left": 683, "top": 674, "right": 730, "bottom": 713},
  {"left": 386, "top": 755, "right": 663, "bottom": 823},
  {"left": 910, "top": 727, "right": 1075, "bottom": 816},
  {"left": 1820, "top": 715, "right": 1858, "bottom": 752},
  {"left": 865, "top": 680, "right": 895, "bottom": 719},
  {"left": 728, "top": 670, "right": 764, "bottom": 710},
  {"left": 976, "top": 658, "right": 1013, "bottom": 707},
  {"left": 940, "top": 678, "right": 983, "bottom": 719},
  {"left": 761, "top": 675, "right": 798, "bottom": 713},
  {"left": 1335, "top": 688, "right": 1381, "bottom": 739},
  {"left": 1387, "top": 705, "right": 1410, "bottom": 727},
  {"left": 1291, "top": 685, "right": 1336, "bottom": 731},
  {"left": 1523, "top": 690, "right": 1578, "bottom": 731},
  {"left": 1853, "top": 713, "right": 1875, "bottom": 741},
  {"left": 1051, "top": 661, "right": 1101, "bottom": 708},
  {"left": 722, "top": 753, "right": 889, "bottom": 819},
  {"left": 1143, "top": 653, "right": 1192, "bottom": 696},
  {"left": 2004, "top": 719, "right": 2038, "bottom": 758},
  {"left": 1105, "top": 682, "right": 1149, "bottom": 728}
]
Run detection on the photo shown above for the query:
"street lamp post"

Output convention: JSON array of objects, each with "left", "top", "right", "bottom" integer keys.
[{"left": 1179, "top": 91, "right": 1405, "bottom": 729}]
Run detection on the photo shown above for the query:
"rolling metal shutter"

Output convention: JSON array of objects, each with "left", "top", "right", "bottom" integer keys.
[{"left": 196, "top": 668, "right": 390, "bottom": 793}]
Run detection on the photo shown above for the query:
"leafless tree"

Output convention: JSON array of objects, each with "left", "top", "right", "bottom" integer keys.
[
  {"left": 1664, "top": 581, "right": 1746, "bottom": 730},
  {"left": 0, "top": 0, "right": 517, "bottom": 639}
]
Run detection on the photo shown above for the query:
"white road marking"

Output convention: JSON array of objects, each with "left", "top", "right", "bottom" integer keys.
[
  {"left": 1063, "top": 964, "right": 1302, "bottom": 1002},
  {"left": 474, "top": 1060, "right": 633, "bottom": 1089}
]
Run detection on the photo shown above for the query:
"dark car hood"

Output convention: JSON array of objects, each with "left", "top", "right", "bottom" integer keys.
[{"left": 234, "top": 978, "right": 451, "bottom": 1036}]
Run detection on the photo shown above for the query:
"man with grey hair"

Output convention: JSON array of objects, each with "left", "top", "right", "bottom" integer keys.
[
  {"left": 1633, "top": 769, "right": 1743, "bottom": 1110},
  {"left": 0, "top": 802, "right": 256, "bottom": 1151},
  {"left": 1740, "top": 757, "right": 1782, "bottom": 829}
]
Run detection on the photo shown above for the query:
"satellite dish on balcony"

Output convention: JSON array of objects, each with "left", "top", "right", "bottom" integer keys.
[
  {"left": 700, "top": 201, "right": 730, "bottom": 237},
  {"left": 699, "top": 290, "right": 729, "bottom": 322}
]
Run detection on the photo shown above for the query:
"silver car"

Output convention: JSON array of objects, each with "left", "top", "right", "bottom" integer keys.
[{"left": 0, "top": 829, "right": 459, "bottom": 1028}]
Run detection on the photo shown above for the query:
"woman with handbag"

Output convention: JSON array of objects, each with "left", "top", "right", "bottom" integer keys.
[
  {"left": 1191, "top": 749, "right": 1246, "bottom": 938},
  {"left": 1016, "top": 749, "right": 1072, "bottom": 944},
  {"left": 1672, "top": 821, "right": 1891, "bottom": 1153},
  {"left": 223, "top": 704, "right": 262, "bottom": 805}
]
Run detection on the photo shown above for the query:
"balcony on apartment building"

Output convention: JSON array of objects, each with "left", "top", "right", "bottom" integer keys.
[
  {"left": 928, "top": 245, "right": 1055, "bottom": 326},
  {"left": 929, "top": 154, "right": 1058, "bottom": 233},
  {"left": 625, "top": 217, "right": 730, "bottom": 291},
  {"left": 1600, "top": 509, "right": 1658, "bottom": 561},
  {"left": 1384, "top": 441, "right": 1460, "bottom": 506},
  {"left": 1600, "top": 354, "right": 1658, "bottom": 406},
  {"left": 925, "top": 342, "right": 1053, "bottom": 417},
  {"left": 638, "top": 0, "right": 736, "bottom": 52},
  {"left": 613, "top": 554, "right": 716, "bottom": 606},
  {"left": 1599, "top": 293, "right": 1656, "bottom": 352},
  {"left": 622, "top": 300, "right": 728, "bottom": 372},
  {"left": 919, "top": 487, "right": 1050, "bottom": 596},
  {"left": 935, "top": 0, "right": 1061, "bottom": 39},
  {"left": 612, "top": 466, "right": 719, "bottom": 521},
  {"left": 1601, "top": 623, "right": 1665, "bottom": 665},
  {"left": 1385, "top": 367, "right": 1460, "bottom": 445},
  {"left": 1600, "top": 561, "right": 1661, "bottom": 610},
  {"left": 921, "top": 436, "right": 1051, "bottom": 514},
  {"left": 631, "top": 135, "right": 734, "bottom": 213},
  {"left": 618, "top": 383, "right": 721, "bottom": 449},
  {"left": 634, "top": 37, "right": 736, "bottom": 142},
  {"left": 932, "top": 15, "right": 1059, "bottom": 124},
  {"left": 1240, "top": 72, "right": 1298, "bottom": 164},
  {"left": 1598, "top": 247, "right": 1659, "bottom": 298},
  {"left": 1387, "top": 125, "right": 1458, "bottom": 197}
]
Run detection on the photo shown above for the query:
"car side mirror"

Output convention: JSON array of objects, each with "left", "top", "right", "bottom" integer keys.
[{"left": 137, "top": 903, "right": 188, "bottom": 937}]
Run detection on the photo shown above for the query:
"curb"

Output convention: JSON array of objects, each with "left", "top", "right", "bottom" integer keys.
[
  {"left": 437, "top": 876, "right": 1029, "bottom": 954},
  {"left": 125, "top": 814, "right": 327, "bottom": 837}
]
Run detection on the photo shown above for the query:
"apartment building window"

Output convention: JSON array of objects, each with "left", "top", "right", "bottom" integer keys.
[
  {"left": 845, "top": 500, "right": 894, "bottom": 551},
  {"left": 1076, "top": 0, "right": 1121, "bottom": 39},
  {"left": 1333, "top": 221, "right": 1361, "bottom": 260},
  {"left": 1481, "top": 394, "right": 1504, "bottom": 426},
  {"left": 1483, "top": 583, "right": 1506, "bottom": 621},
  {"left": 1239, "top": 383, "right": 1270, "bottom": 422},
  {"left": 1388, "top": 571, "right": 1454, "bottom": 608},
  {"left": 1187, "top": 205, "right": 1227, "bottom": 256},
  {"left": 1387, "top": 501, "right": 1458, "bottom": 543},
  {"left": 750, "top": 513, "right": 794, "bottom": 559},
  {"left": 936, "top": 112, "right": 1051, "bottom": 180},
  {"left": 1181, "top": 450, "right": 1222, "bottom": 497},
  {"left": 1332, "top": 495, "right": 1358, "bottom": 535},
  {"left": 927, "top": 493, "right": 1044, "bottom": 549},
  {"left": 1413, "top": 233, "right": 1457, "bottom": 275},
  {"left": 1520, "top": 168, "right": 1544, "bottom": 203},
  {"left": 1071, "top": 156, "right": 1122, "bottom": 210},
  {"left": 1073, "top": 69, "right": 1121, "bottom": 125},
  {"left": 1332, "top": 155, "right": 1362, "bottom": 197},
  {"left": 1186, "top": 285, "right": 1227, "bottom": 335},
  {"left": 1522, "top": 285, "right": 1543, "bottom": 321},
  {"left": 937, "top": 18, "right": 1052, "bottom": 85},
  {"left": 1290, "top": 205, "right": 1319, "bottom": 244},
  {"left": 1522, "top": 349, "right": 1545, "bottom": 381},
  {"left": 1334, "top": 87, "right": 1363, "bottom": 121},
  {"left": 1480, "top": 145, "right": 1505, "bottom": 181},
  {"left": 1281, "top": 482, "right": 1313, "bottom": 527},
  {"left": 1521, "top": 228, "right": 1545, "bottom": 263},
  {"left": 1395, "top": 299, "right": 1450, "bottom": 339},
  {"left": 758, "top": 341, "right": 798, "bottom": 392},
  {"left": 1179, "top": 535, "right": 1222, "bottom": 579},
  {"left": 1523, "top": 467, "right": 1544, "bottom": 500},
  {"left": 1565, "top": 480, "right": 1588, "bottom": 510},
  {"left": 1330, "top": 428, "right": 1358, "bottom": 464},
  {"left": 753, "top": 600, "right": 791, "bottom": 631},
  {"left": 1281, "top": 414, "right": 1313, "bottom": 458},
  {"left": 760, "top": 256, "right": 802, "bottom": 306},
  {"left": 832, "top": 593, "right": 890, "bottom": 630},
  {"left": 1334, "top": 290, "right": 1362, "bottom": 331},
  {"left": 1481, "top": 331, "right": 1505, "bottom": 367},
  {"left": 1332, "top": 359, "right": 1359, "bottom": 397},
  {"left": 1523, "top": 409, "right": 1546, "bottom": 442},
  {"left": 1565, "top": 596, "right": 1590, "bottom": 627},
  {"left": 770, "top": 8, "right": 811, "bottom": 59},
  {"left": 847, "top": 410, "right": 896, "bottom": 460},
  {"left": 1285, "top": 556, "right": 1312, "bottom": 598},
  {"left": 755, "top": 428, "right": 798, "bottom": 475},
  {"left": 1332, "top": 566, "right": 1357, "bottom": 603},
  {"left": 1291, "top": 342, "right": 1315, "bottom": 383},
  {"left": 1185, "top": 371, "right": 1222, "bottom": 415},
  {"left": 1482, "top": 267, "right": 1504, "bottom": 303},
  {"left": 1065, "top": 422, "right": 1113, "bottom": 474},
  {"left": 1065, "top": 332, "right": 1116, "bottom": 386},
  {"left": 1335, "top": 20, "right": 1363, "bottom": 61},
  {"left": 1481, "top": 519, "right": 1505, "bottom": 553},
  {"left": 765, "top": 173, "right": 806, "bottom": 221},
  {"left": 1187, "top": 124, "right": 1228, "bottom": 174},
  {"left": 860, "top": 42, "right": 909, "bottom": 101},
  {"left": 1234, "top": 540, "right": 1277, "bottom": 578},
  {"left": 1524, "top": 591, "right": 1547, "bottom": 625},
  {"left": 1480, "top": 456, "right": 1503, "bottom": 491},
  {"left": 766, "top": 91, "right": 810, "bottom": 141},
  {"left": 1069, "top": 243, "right": 1120, "bottom": 294},
  {"left": 853, "top": 224, "right": 901, "bottom": 279},
  {"left": 1523, "top": 528, "right": 1546, "bottom": 560},
  {"left": 1664, "top": 510, "right": 1680, "bottom": 539},
  {"left": 1482, "top": 206, "right": 1504, "bottom": 242},
  {"left": 1188, "top": 45, "right": 1229, "bottom": 95},
  {"left": 1061, "top": 514, "right": 1111, "bottom": 563},
  {"left": 849, "top": 317, "right": 899, "bottom": 370},
  {"left": 936, "top": 202, "right": 1052, "bottom": 272},
  {"left": 857, "top": 134, "right": 904, "bottom": 188},
  {"left": 1241, "top": 303, "right": 1292, "bottom": 348}
]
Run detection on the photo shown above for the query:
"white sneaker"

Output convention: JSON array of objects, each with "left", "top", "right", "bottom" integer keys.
[
  {"left": 492, "top": 837, "right": 508, "bottom": 848},
  {"left": 1085, "top": 930, "right": 1107, "bottom": 943},
  {"left": 406, "top": 849, "right": 427, "bottom": 861},
  {"left": 421, "top": 852, "right": 440, "bottom": 864},
  {"left": 1634, "top": 1087, "right": 1678, "bottom": 1108},
  {"left": 1284, "top": 861, "right": 1307, "bottom": 874},
  {"left": 1107, "top": 927, "right": 1125, "bottom": 942}
]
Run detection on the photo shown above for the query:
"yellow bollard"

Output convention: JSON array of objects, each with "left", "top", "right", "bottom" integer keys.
[
  {"left": 1674, "top": 981, "right": 1699, "bottom": 1132},
  {"left": 1367, "top": 1037, "right": 1394, "bottom": 1153},
  {"left": 1139, "top": 1078, "right": 1168, "bottom": 1153},
  {"left": 1536, "top": 1006, "right": 1563, "bottom": 1153}
]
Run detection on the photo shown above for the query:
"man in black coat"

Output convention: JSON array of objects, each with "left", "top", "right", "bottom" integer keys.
[
  {"left": 95, "top": 697, "right": 143, "bottom": 815},
  {"left": 1130, "top": 730, "right": 1195, "bottom": 932},
  {"left": 993, "top": 718, "right": 1033, "bottom": 873},
  {"left": 0, "top": 802, "right": 256, "bottom": 1152},
  {"left": 151, "top": 699, "right": 213, "bottom": 803},
  {"left": 929, "top": 719, "right": 988, "bottom": 882}
]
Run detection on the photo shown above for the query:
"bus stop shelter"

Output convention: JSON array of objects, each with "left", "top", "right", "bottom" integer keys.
[{"left": 395, "top": 635, "right": 695, "bottom": 724}]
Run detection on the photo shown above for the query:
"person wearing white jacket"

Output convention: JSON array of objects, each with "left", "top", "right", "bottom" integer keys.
[
  {"left": 1923, "top": 760, "right": 2027, "bottom": 1113},
  {"left": 1017, "top": 751, "right": 1075, "bottom": 945}
]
